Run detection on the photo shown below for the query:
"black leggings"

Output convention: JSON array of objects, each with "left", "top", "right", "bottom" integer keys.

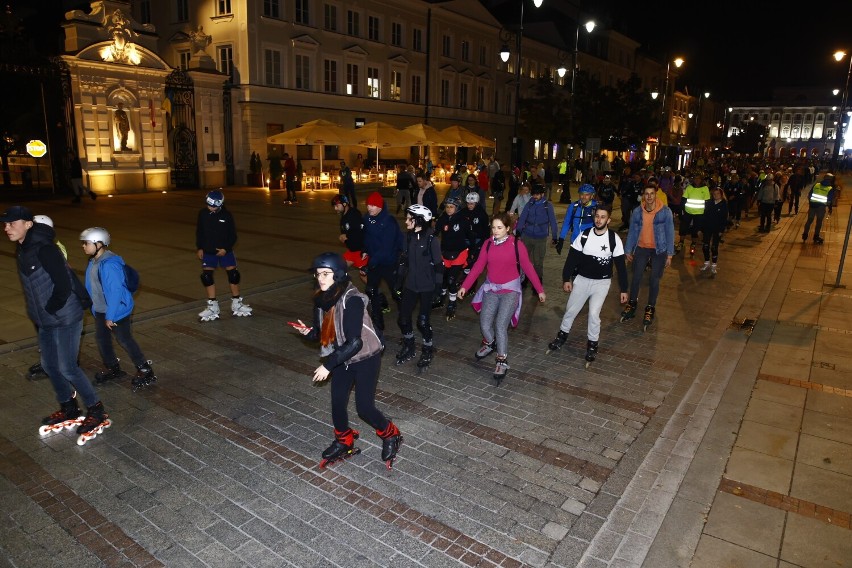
[
  {"left": 702, "top": 230, "right": 722, "bottom": 263},
  {"left": 329, "top": 354, "right": 389, "bottom": 433},
  {"left": 397, "top": 288, "right": 434, "bottom": 341},
  {"left": 629, "top": 247, "right": 667, "bottom": 306}
]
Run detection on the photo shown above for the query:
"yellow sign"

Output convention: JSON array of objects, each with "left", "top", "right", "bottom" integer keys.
[{"left": 26, "top": 140, "right": 47, "bottom": 158}]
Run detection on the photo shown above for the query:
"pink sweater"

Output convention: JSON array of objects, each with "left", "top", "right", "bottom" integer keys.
[{"left": 461, "top": 235, "right": 543, "bottom": 293}]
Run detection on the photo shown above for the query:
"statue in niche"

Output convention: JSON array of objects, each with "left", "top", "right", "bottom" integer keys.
[{"left": 114, "top": 102, "right": 131, "bottom": 151}]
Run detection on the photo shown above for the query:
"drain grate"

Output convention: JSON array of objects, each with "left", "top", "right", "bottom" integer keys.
[{"left": 730, "top": 317, "right": 757, "bottom": 335}]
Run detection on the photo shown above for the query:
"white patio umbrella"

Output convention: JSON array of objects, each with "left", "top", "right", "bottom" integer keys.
[
  {"left": 266, "top": 119, "right": 350, "bottom": 173},
  {"left": 341, "top": 121, "right": 425, "bottom": 164}
]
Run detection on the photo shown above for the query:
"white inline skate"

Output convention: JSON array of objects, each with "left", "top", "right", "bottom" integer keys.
[
  {"left": 231, "top": 297, "right": 253, "bottom": 317},
  {"left": 199, "top": 299, "right": 220, "bottom": 322}
]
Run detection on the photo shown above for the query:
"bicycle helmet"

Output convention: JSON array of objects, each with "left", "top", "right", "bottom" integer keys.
[
  {"left": 309, "top": 252, "right": 348, "bottom": 281},
  {"left": 33, "top": 215, "right": 54, "bottom": 227},
  {"left": 331, "top": 194, "right": 349, "bottom": 207},
  {"left": 465, "top": 192, "right": 480, "bottom": 204},
  {"left": 79, "top": 227, "right": 111, "bottom": 246},
  {"left": 444, "top": 196, "right": 461, "bottom": 208},
  {"left": 578, "top": 183, "right": 596, "bottom": 194},
  {"left": 206, "top": 189, "right": 224, "bottom": 207},
  {"left": 406, "top": 204, "right": 433, "bottom": 223}
]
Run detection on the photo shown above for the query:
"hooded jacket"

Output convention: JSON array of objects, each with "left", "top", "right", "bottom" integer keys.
[
  {"left": 363, "top": 206, "right": 404, "bottom": 267},
  {"left": 16, "top": 222, "right": 82, "bottom": 329}
]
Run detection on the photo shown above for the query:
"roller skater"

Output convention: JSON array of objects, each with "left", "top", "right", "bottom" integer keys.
[
  {"left": 39, "top": 397, "right": 83, "bottom": 436},
  {"left": 3, "top": 205, "right": 108, "bottom": 439},
  {"left": 584, "top": 340, "right": 598, "bottom": 368},
  {"left": 702, "top": 187, "right": 728, "bottom": 274},
  {"left": 620, "top": 299, "right": 638, "bottom": 322},
  {"left": 292, "top": 253, "right": 403, "bottom": 470},
  {"left": 676, "top": 172, "right": 710, "bottom": 255},
  {"left": 199, "top": 299, "right": 220, "bottom": 321},
  {"left": 643, "top": 305, "right": 655, "bottom": 332},
  {"left": 131, "top": 361, "right": 157, "bottom": 391},
  {"left": 548, "top": 207, "right": 628, "bottom": 363},
  {"left": 319, "top": 428, "right": 361, "bottom": 469},
  {"left": 76, "top": 401, "right": 111, "bottom": 446},
  {"left": 395, "top": 205, "right": 442, "bottom": 370},
  {"left": 546, "top": 330, "right": 568, "bottom": 355},
  {"left": 435, "top": 196, "right": 473, "bottom": 322},
  {"left": 801, "top": 172, "right": 836, "bottom": 244},
  {"left": 94, "top": 361, "right": 127, "bottom": 384},
  {"left": 196, "top": 189, "right": 254, "bottom": 322},
  {"left": 395, "top": 336, "right": 417, "bottom": 365},
  {"left": 362, "top": 191, "right": 405, "bottom": 333}
]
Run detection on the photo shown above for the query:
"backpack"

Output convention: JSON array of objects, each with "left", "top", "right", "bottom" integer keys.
[
  {"left": 99, "top": 259, "right": 140, "bottom": 294},
  {"left": 484, "top": 235, "right": 525, "bottom": 283},
  {"left": 579, "top": 227, "right": 616, "bottom": 253}
]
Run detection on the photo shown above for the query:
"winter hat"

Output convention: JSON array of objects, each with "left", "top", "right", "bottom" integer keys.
[{"left": 366, "top": 191, "right": 385, "bottom": 208}]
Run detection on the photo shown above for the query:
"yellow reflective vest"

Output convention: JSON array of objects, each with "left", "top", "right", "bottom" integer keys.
[
  {"left": 809, "top": 183, "right": 832, "bottom": 205},
  {"left": 683, "top": 184, "right": 711, "bottom": 215}
]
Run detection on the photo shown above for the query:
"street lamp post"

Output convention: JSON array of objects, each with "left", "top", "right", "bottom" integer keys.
[
  {"left": 567, "top": 18, "right": 595, "bottom": 191},
  {"left": 693, "top": 91, "right": 709, "bottom": 161},
  {"left": 500, "top": 0, "right": 543, "bottom": 169},
  {"left": 833, "top": 50, "right": 852, "bottom": 288},
  {"left": 657, "top": 57, "right": 684, "bottom": 166}
]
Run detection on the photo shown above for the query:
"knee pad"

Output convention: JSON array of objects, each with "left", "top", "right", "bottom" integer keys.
[
  {"left": 226, "top": 268, "right": 240, "bottom": 285},
  {"left": 416, "top": 315, "right": 432, "bottom": 337},
  {"left": 200, "top": 271, "right": 214, "bottom": 287}
]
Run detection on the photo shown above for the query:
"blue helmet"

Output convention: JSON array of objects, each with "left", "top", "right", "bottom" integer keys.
[
  {"left": 206, "top": 189, "right": 224, "bottom": 207},
  {"left": 579, "top": 184, "right": 596, "bottom": 194}
]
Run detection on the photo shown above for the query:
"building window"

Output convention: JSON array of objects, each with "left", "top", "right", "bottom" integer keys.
[
  {"left": 477, "top": 86, "right": 485, "bottom": 111},
  {"left": 441, "top": 35, "right": 451, "bottom": 57},
  {"left": 367, "top": 67, "right": 380, "bottom": 98},
  {"left": 346, "top": 64, "right": 359, "bottom": 95},
  {"left": 441, "top": 79, "right": 450, "bottom": 106},
  {"left": 368, "top": 16, "right": 380, "bottom": 41},
  {"left": 177, "top": 50, "right": 190, "bottom": 70},
  {"left": 139, "top": 0, "right": 151, "bottom": 24},
  {"left": 217, "top": 0, "right": 232, "bottom": 16},
  {"left": 461, "top": 41, "right": 470, "bottom": 62},
  {"left": 265, "top": 49, "right": 281, "bottom": 86},
  {"left": 324, "top": 60, "right": 338, "bottom": 93},
  {"left": 324, "top": 4, "right": 337, "bottom": 31},
  {"left": 347, "top": 10, "right": 360, "bottom": 36},
  {"left": 176, "top": 0, "right": 188, "bottom": 22},
  {"left": 295, "top": 0, "right": 309, "bottom": 25},
  {"left": 412, "top": 28, "right": 423, "bottom": 52},
  {"left": 217, "top": 45, "right": 233, "bottom": 79},
  {"left": 391, "top": 22, "right": 402, "bottom": 47},
  {"left": 390, "top": 71, "right": 401, "bottom": 101},
  {"left": 263, "top": 0, "right": 279, "bottom": 18},
  {"left": 459, "top": 83, "right": 468, "bottom": 109},
  {"left": 295, "top": 54, "right": 311, "bottom": 90},
  {"left": 479, "top": 45, "right": 486, "bottom": 65},
  {"left": 411, "top": 75, "right": 421, "bottom": 104}
]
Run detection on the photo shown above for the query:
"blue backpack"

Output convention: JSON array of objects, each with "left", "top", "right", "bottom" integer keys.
[{"left": 99, "top": 259, "right": 140, "bottom": 294}]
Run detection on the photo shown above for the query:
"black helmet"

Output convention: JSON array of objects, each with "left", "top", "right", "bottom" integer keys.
[
  {"left": 331, "top": 194, "right": 349, "bottom": 207},
  {"left": 310, "top": 252, "right": 348, "bottom": 281}
]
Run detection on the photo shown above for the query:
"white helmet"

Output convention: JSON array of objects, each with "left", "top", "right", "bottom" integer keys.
[
  {"left": 406, "top": 204, "right": 433, "bottom": 222},
  {"left": 465, "top": 192, "right": 480, "bottom": 204},
  {"left": 33, "top": 215, "right": 53, "bottom": 227},
  {"left": 79, "top": 227, "right": 111, "bottom": 246}
]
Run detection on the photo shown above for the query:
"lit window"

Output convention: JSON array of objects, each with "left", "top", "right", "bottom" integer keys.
[
  {"left": 390, "top": 71, "right": 401, "bottom": 101},
  {"left": 367, "top": 67, "right": 380, "bottom": 98}
]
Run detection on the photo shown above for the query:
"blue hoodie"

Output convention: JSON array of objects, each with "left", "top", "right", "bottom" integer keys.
[{"left": 363, "top": 206, "right": 404, "bottom": 267}]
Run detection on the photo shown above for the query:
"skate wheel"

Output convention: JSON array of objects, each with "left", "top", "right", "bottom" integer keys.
[
  {"left": 76, "top": 434, "right": 88, "bottom": 446},
  {"left": 585, "top": 361, "right": 591, "bottom": 369},
  {"left": 38, "top": 425, "right": 50, "bottom": 436},
  {"left": 319, "top": 458, "right": 330, "bottom": 469},
  {"left": 385, "top": 459, "right": 394, "bottom": 471},
  {"left": 545, "top": 349, "right": 552, "bottom": 355}
]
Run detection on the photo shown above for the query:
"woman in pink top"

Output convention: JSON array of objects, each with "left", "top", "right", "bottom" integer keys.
[{"left": 458, "top": 212, "right": 545, "bottom": 383}]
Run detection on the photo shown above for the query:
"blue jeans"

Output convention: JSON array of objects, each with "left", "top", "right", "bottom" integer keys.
[
  {"left": 39, "top": 320, "right": 99, "bottom": 407},
  {"left": 94, "top": 312, "right": 145, "bottom": 368}
]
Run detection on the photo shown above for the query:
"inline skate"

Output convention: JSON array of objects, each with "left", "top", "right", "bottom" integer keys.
[
  {"left": 546, "top": 330, "right": 568, "bottom": 354},
  {"left": 643, "top": 305, "right": 656, "bottom": 332},
  {"left": 39, "top": 397, "right": 82, "bottom": 436},
  {"left": 474, "top": 339, "right": 495, "bottom": 360},
  {"left": 319, "top": 429, "right": 360, "bottom": 469},
  {"left": 445, "top": 300, "right": 456, "bottom": 321},
  {"left": 94, "top": 361, "right": 126, "bottom": 384},
  {"left": 379, "top": 422, "right": 403, "bottom": 470},
  {"left": 132, "top": 361, "right": 157, "bottom": 391},
  {"left": 493, "top": 356, "right": 509, "bottom": 385},
  {"left": 231, "top": 296, "right": 253, "bottom": 317},
  {"left": 620, "top": 299, "right": 637, "bottom": 322},
  {"left": 199, "top": 299, "right": 220, "bottom": 322},
  {"left": 416, "top": 345, "right": 434, "bottom": 372},
  {"left": 584, "top": 340, "right": 599, "bottom": 368},
  {"left": 710, "top": 264, "right": 717, "bottom": 278},
  {"left": 395, "top": 336, "right": 416, "bottom": 365},
  {"left": 76, "top": 402, "right": 111, "bottom": 446}
]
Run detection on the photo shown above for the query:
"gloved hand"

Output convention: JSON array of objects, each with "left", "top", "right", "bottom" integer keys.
[{"left": 555, "top": 238, "right": 564, "bottom": 255}]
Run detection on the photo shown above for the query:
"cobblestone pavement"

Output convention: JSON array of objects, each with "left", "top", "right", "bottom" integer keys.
[{"left": 0, "top": 182, "right": 849, "bottom": 567}]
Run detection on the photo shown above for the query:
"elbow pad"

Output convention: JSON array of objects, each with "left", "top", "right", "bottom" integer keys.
[{"left": 335, "top": 337, "right": 364, "bottom": 362}]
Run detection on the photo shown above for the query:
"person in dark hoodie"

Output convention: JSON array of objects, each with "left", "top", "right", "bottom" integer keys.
[
  {"left": 361, "top": 191, "right": 404, "bottom": 332},
  {"left": 2, "top": 206, "right": 109, "bottom": 439}
]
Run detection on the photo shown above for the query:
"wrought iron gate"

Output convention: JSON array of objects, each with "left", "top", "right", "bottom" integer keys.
[{"left": 165, "top": 70, "right": 199, "bottom": 188}]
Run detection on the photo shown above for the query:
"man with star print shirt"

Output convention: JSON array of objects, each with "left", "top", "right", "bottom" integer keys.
[{"left": 551, "top": 207, "right": 628, "bottom": 348}]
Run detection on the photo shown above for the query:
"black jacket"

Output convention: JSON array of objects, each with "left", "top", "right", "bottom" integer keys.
[
  {"left": 196, "top": 206, "right": 238, "bottom": 253},
  {"left": 340, "top": 207, "right": 365, "bottom": 252}
]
